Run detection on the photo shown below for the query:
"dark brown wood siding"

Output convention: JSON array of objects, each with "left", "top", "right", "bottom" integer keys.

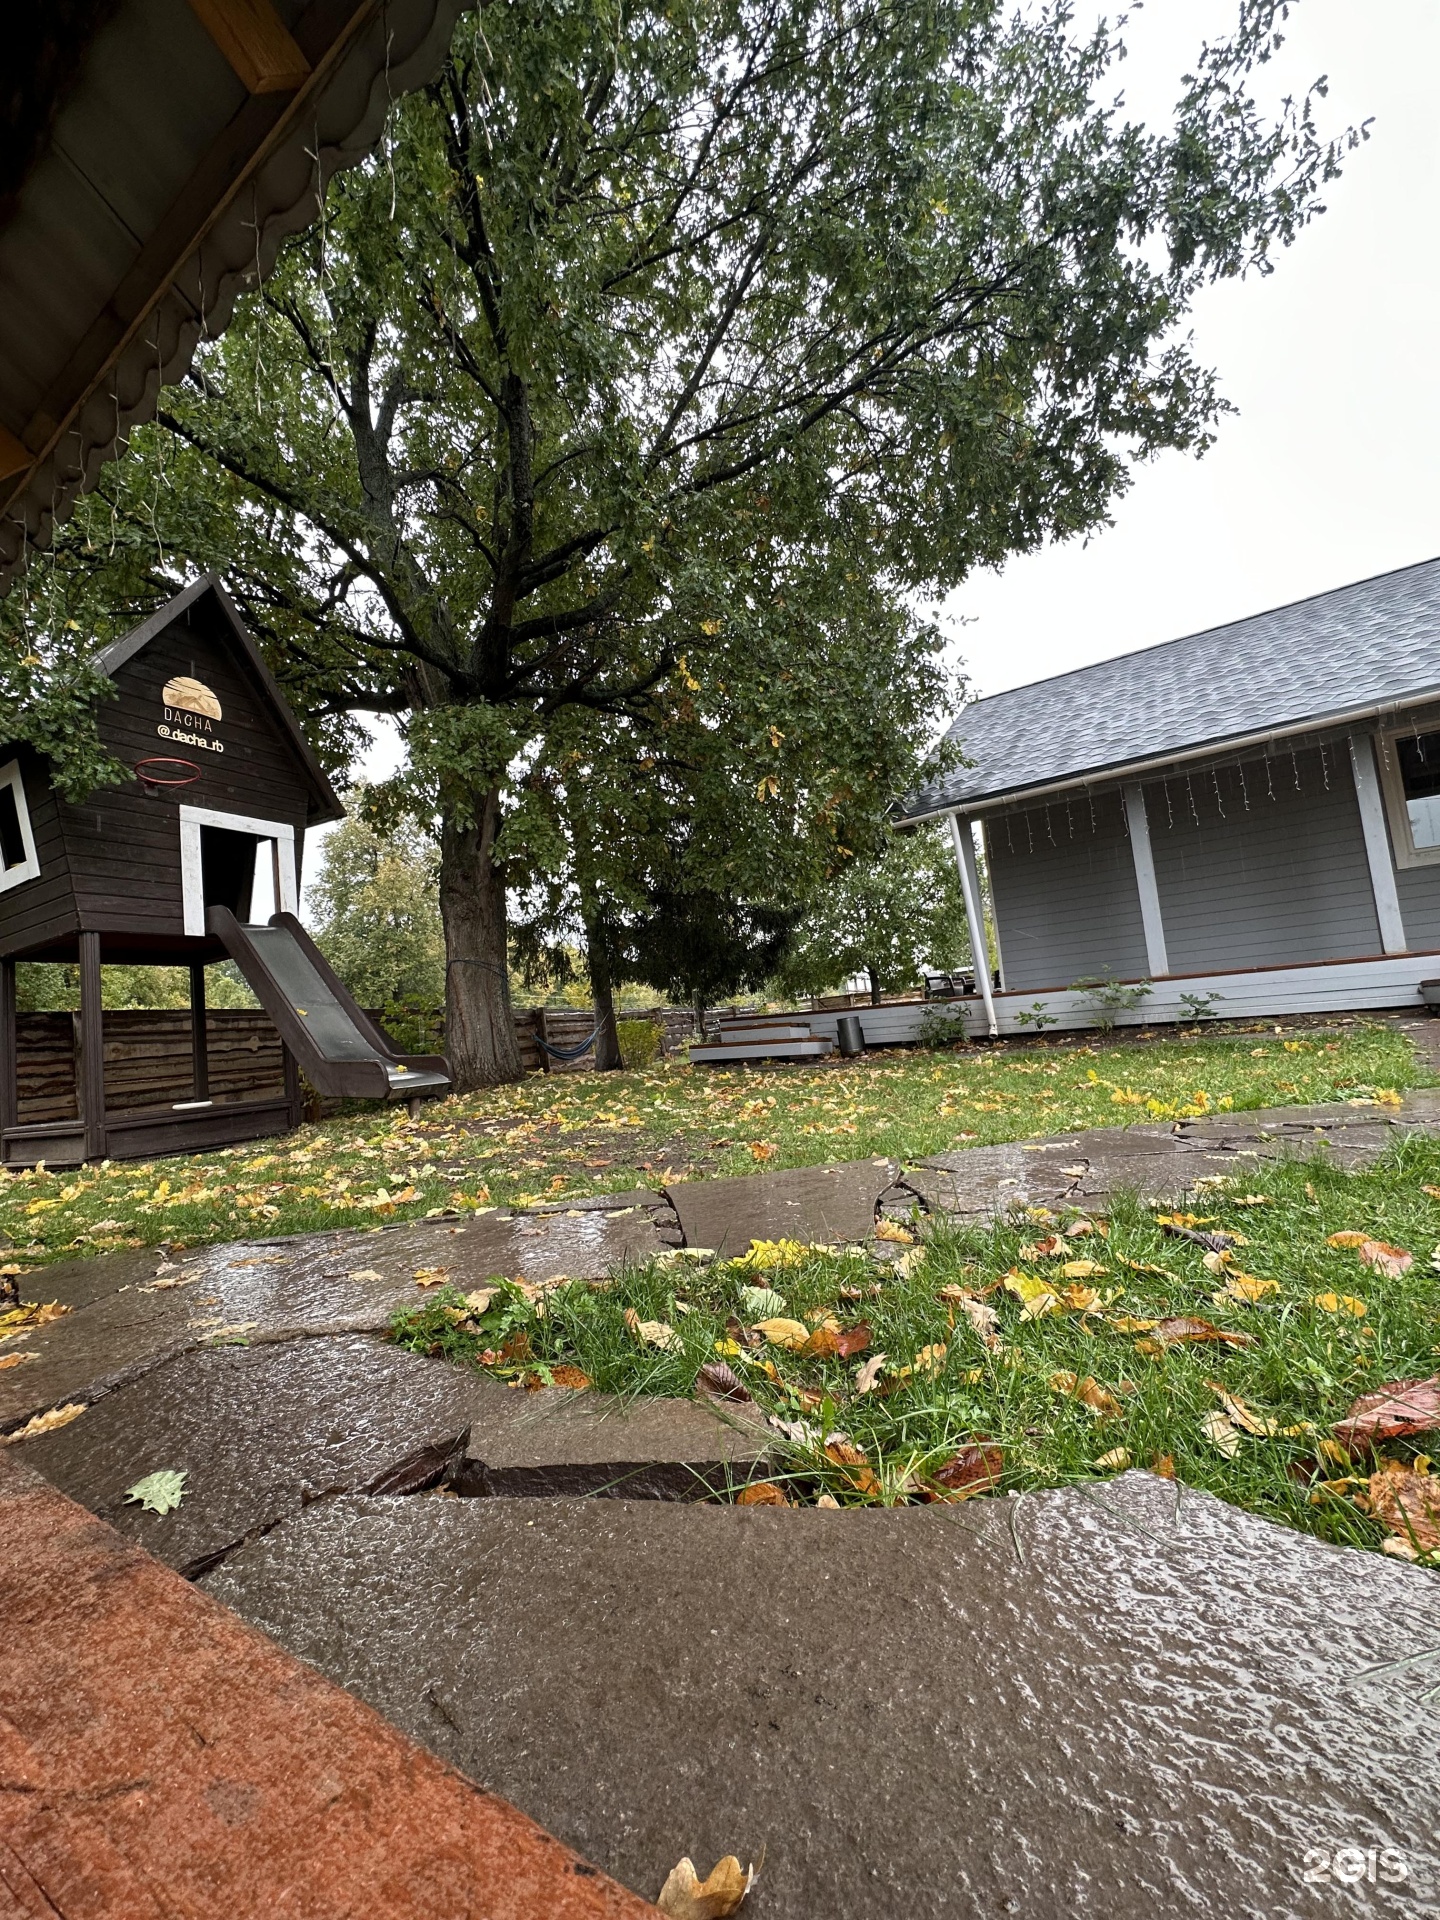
[
  {"left": 57, "top": 610, "right": 314, "bottom": 944},
  {"left": 0, "top": 748, "right": 80, "bottom": 958}
]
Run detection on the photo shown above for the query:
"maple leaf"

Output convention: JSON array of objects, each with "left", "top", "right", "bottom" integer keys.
[{"left": 125, "top": 1469, "right": 187, "bottom": 1515}]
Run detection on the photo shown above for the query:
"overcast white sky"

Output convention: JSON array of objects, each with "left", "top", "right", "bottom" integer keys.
[
  {"left": 317, "top": 1, "right": 1438, "bottom": 895},
  {"left": 944, "top": 0, "right": 1440, "bottom": 700}
]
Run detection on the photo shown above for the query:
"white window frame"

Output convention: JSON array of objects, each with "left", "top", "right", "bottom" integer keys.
[
  {"left": 0, "top": 759, "right": 41, "bottom": 893},
  {"left": 1375, "top": 728, "right": 1440, "bottom": 869},
  {"left": 179, "top": 805, "right": 297, "bottom": 936}
]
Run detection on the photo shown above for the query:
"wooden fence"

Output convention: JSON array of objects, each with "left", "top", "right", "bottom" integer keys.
[
  {"left": 11, "top": 1001, "right": 705, "bottom": 1122},
  {"left": 15, "top": 1010, "right": 286, "bottom": 1126}
]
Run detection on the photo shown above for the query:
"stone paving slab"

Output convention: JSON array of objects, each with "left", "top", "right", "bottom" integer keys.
[
  {"left": 12, "top": 1334, "right": 767, "bottom": 1575},
  {"left": 0, "top": 1453, "right": 652, "bottom": 1920},
  {"left": 0, "top": 1205, "right": 667, "bottom": 1432},
  {"left": 204, "top": 1473, "right": 1440, "bottom": 1919},
  {"left": 665, "top": 1158, "right": 899, "bottom": 1254},
  {"left": 905, "top": 1091, "right": 1440, "bottom": 1221}
]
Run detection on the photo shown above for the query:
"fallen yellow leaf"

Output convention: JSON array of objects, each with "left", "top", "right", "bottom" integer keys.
[
  {"left": 3, "top": 1402, "right": 85, "bottom": 1443},
  {"left": 751, "top": 1317, "right": 811, "bottom": 1351},
  {"left": 1094, "top": 1446, "right": 1131, "bottom": 1471},
  {"left": 1312, "top": 1291, "right": 1367, "bottom": 1318},
  {"left": 1199, "top": 1410, "right": 1242, "bottom": 1457},
  {"left": 657, "top": 1854, "right": 757, "bottom": 1919},
  {"left": 1049, "top": 1370, "right": 1121, "bottom": 1417},
  {"left": 1212, "top": 1271, "right": 1278, "bottom": 1305}
]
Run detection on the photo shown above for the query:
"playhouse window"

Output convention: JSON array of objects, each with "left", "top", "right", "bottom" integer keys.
[
  {"left": 1378, "top": 729, "right": 1440, "bottom": 867},
  {"left": 0, "top": 762, "right": 40, "bottom": 893}
]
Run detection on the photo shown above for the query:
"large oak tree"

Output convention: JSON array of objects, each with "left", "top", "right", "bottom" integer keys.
[{"left": 5, "top": 0, "right": 1350, "bottom": 1085}]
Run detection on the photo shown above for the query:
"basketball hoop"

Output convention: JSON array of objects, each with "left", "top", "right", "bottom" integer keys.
[{"left": 134, "top": 756, "right": 202, "bottom": 797}]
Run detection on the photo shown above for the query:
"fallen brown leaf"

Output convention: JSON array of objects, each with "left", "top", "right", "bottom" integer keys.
[
  {"left": 1150, "top": 1454, "right": 1176, "bottom": 1479},
  {"left": 1134, "top": 1316, "right": 1257, "bottom": 1355},
  {"left": 1358, "top": 1239, "right": 1412, "bottom": 1278},
  {"left": 873, "top": 1219, "right": 914, "bottom": 1244},
  {"left": 833, "top": 1322, "right": 872, "bottom": 1359},
  {"left": 657, "top": 1854, "right": 756, "bottom": 1919},
  {"left": 1048, "top": 1370, "right": 1121, "bottom": 1417},
  {"left": 0, "top": 1351, "right": 36, "bottom": 1371},
  {"left": 925, "top": 1442, "right": 1003, "bottom": 1500},
  {"left": 736, "top": 1482, "right": 790, "bottom": 1507},
  {"left": 1333, "top": 1376, "right": 1440, "bottom": 1453},
  {"left": 853, "top": 1352, "right": 887, "bottom": 1394},
  {"left": 1205, "top": 1381, "right": 1280, "bottom": 1436},
  {"left": 695, "top": 1360, "right": 753, "bottom": 1404},
  {"left": 1019, "top": 1234, "right": 1067, "bottom": 1259},
  {"left": 1366, "top": 1463, "right": 1440, "bottom": 1557},
  {"left": 0, "top": 1300, "right": 70, "bottom": 1334},
  {"left": 548, "top": 1365, "right": 591, "bottom": 1390}
]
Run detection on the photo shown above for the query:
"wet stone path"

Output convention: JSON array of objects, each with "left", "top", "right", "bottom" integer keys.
[{"left": 5, "top": 1084, "right": 1440, "bottom": 1915}]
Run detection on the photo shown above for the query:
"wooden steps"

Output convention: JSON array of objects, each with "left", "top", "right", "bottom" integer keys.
[{"left": 690, "top": 1015, "right": 833, "bottom": 1065}]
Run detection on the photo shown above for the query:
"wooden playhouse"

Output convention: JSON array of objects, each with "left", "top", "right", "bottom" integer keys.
[{"left": 0, "top": 576, "right": 449, "bottom": 1167}]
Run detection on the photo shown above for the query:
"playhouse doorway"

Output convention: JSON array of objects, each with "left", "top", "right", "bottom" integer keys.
[{"left": 179, "top": 805, "right": 298, "bottom": 937}]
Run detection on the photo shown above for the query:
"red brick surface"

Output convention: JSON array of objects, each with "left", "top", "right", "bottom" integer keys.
[{"left": 0, "top": 1455, "right": 654, "bottom": 1919}]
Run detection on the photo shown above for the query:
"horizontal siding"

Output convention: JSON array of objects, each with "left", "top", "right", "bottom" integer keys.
[
  {"left": 1395, "top": 864, "right": 1440, "bottom": 949},
  {"left": 985, "top": 789, "right": 1149, "bottom": 993},
  {"left": 1143, "top": 746, "right": 1381, "bottom": 972}
]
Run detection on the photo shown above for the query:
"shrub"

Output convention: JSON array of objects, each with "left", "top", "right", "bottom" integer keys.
[{"left": 617, "top": 1017, "right": 661, "bottom": 1068}]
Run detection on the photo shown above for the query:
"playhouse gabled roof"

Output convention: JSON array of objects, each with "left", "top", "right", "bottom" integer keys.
[
  {"left": 98, "top": 574, "right": 344, "bottom": 826},
  {"left": 902, "top": 555, "right": 1440, "bottom": 820}
]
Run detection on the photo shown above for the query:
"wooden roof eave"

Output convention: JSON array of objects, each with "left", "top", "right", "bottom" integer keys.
[{"left": 0, "top": 0, "right": 466, "bottom": 594}]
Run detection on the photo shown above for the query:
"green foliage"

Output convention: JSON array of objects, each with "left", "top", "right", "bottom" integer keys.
[
  {"left": 616, "top": 1018, "right": 660, "bottom": 1070},
  {"left": 308, "top": 804, "right": 444, "bottom": 1007},
  {"left": 777, "top": 825, "right": 970, "bottom": 1001},
  {"left": 1014, "top": 1001, "right": 1059, "bottom": 1031},
  {"left": 914, "top": 1003, "right": 969, "bottom": 1049},
  {"left": 1180, "top": 992, "right": 1225, "bottom": 1023},
  {"left": 1074, "top": 972, "right": 1154, "bottom": 1032},
  {"left": 14, "top": 961, "right": 255, "bottom": 1011}
]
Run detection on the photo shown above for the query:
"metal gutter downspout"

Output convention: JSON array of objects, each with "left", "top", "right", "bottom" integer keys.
[{"left": 948, "top": 812, "right": 998, "bottom": 1038}]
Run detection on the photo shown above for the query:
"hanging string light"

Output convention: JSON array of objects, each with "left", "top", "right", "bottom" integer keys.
[
  {"left": 1238, "top": 760, "right": 1250, "bottom": 810},
  {"left": 1186, "top": 773, "right": 1200, "bottom": 825},
  {"left": 1264, "top": 754, "right": 1276, "bottom": 802}
]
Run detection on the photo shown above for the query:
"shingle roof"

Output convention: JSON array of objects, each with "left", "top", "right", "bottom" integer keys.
[{"left": 902, "top": 556, "right": 1440, "bottom": 818}]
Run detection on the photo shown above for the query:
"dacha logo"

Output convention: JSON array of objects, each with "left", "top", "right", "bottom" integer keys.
[{"left": 158, "top": 675, "right": 224, "bottom": 753}]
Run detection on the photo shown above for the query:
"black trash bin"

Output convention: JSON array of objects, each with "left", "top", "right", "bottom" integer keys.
[{"left": 836, "top": 1014, "right": 864, "bottom": 1057}]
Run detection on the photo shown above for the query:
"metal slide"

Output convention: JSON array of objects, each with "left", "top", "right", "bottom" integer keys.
[{"left": 208, "top": 907, "right": 451, "bottom": 1103}]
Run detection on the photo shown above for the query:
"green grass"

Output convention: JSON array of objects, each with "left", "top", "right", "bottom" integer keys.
[
  {"left": 0, "top": 1018, "right": 1422, "bottom": 1266},
  {"left": 390, "top": 1135, "right": 1440, "bottom": 1562}
]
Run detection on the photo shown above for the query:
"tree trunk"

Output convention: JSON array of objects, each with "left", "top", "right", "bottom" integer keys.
[
  {"left": 439, "top": 794, "right": 524, "bottom": 1089},
  {"left": 693, "top": 991, "right": 707, "bottom": 1041},
  {"left": 581, "top": 900, "right": 623, "bottom": 1072},
  {"left": 867, "top": 966, "right": 882, "bottom": 1006}
]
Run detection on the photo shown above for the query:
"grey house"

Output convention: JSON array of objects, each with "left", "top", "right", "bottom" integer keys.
[{"left": 900, "top": 557, "right": 1440, "bottom": 1036}]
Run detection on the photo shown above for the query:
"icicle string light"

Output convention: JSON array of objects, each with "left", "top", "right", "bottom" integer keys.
[
  {"left": 1211, "top": 769, "right": 1225, "bottom": 819},
  {"left": 1186, "top": 774, "right": 1200, "bottom": 825}
]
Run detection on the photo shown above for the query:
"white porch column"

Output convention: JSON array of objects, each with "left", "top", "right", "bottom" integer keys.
[
  {"left": 1122, "top": 782, "right": 1170, "bottom": 977},
  {"left": 949, "top": 812, "right": 998, "bottom": 1037},
  {"left": 1349, "top": 734, "right": 1408, "bottom": 954}
]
